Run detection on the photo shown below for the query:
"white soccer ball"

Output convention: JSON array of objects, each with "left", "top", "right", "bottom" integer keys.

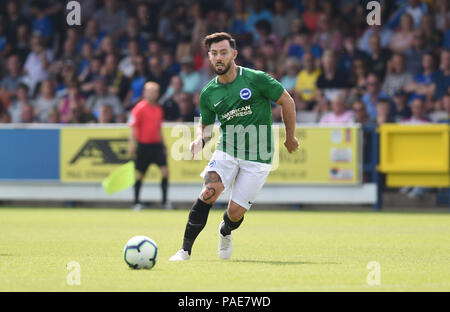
[{"left": 123, "top": 236, "right": 158, "bottom": 269}]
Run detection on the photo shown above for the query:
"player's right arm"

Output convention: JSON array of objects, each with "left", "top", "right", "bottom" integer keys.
[
  {"left": 190, "top": 90, "right": 215, "bottom": 159},
  {"left": 190, "top": 123, "right": 212, "bottom": 159}
]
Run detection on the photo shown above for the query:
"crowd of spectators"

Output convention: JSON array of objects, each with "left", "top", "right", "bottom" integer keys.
[{"left": 0, "top": 0, "right": 449, "bottom": 126}]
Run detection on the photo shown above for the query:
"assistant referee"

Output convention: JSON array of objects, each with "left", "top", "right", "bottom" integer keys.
[{"left": 128, "top": 81, "right": 173, "bottom": 210}]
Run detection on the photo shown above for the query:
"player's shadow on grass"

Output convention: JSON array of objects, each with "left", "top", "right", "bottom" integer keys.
[{"left": 230, "top": 259, "right": 338, "bottom": 265}]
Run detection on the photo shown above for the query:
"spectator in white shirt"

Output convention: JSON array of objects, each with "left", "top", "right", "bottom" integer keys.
[
  {"left": 401, "top": 97, "right": 430, "bottom": 123},
  {"left": 23, "top": 35, "right": 53, "bottom": 95},
  {"left": 85, "top": 77, "right": 123, "bottom": 120},
  {"left": 34, "top": 79, "right": 59, "bottom": 122},
  {"left": 319, "top": 93, "right": 354, "bottom": 124}
]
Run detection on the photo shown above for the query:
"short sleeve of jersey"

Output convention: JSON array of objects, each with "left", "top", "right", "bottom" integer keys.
[
  {"left": 199, "top": 90, "right": 216, "bottom": 125},
  {"left": 256, "top": 71, "right": 284, "bottom": 103}
]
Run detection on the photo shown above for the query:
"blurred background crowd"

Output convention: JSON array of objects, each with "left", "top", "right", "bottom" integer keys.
[{"left": 0, "top": 0, "right": 448, "bottom": 126}]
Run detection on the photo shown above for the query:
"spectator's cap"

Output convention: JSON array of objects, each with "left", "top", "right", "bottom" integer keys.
[{"left": 180, "top": 55, "right": 194, "bottom": 64}]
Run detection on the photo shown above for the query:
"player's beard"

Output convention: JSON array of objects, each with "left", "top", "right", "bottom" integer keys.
[{"left": 213, "top": 60, "right": 232, "bottom": 75}]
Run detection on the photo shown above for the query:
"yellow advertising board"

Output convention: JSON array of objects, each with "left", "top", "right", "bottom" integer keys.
[
  {"left": 269, "top": 126, "right": 360, "bottom": 184},
  {"left": 60, "top": 127, "right": 131, "bottom": 182},
  {"left": 60, "top": 125, "right": 360, "bottom": 184},
  {"left": 378, "top": 124, "right": 450, "bottom": 187}
]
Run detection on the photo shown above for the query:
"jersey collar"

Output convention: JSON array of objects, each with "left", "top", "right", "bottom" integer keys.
[{"left": 215, "top": 66, "right": 243, "bottom": 84}]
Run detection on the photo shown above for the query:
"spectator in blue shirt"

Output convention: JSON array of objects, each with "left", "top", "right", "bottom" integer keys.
[
  {"left": 78, "top": 19, "right": 106, "bottom": 54},
  {"left": 178, "top": 55, "right": 201, "bottom": 95},
  {"left": 118, "top": 16, "right": 148, "bottom": 56},
  {"left": 338, "top": 36, "right": 368, "bottom": 76},
  {"left": 0, "top": 16, "right": 12, "bottom": 58},
  {"left": 124, "top": 55, "right": 147, "bottom": 110},
  {"left": 230, "top": 0, "right": 249, "bottom": 40},
  {"left": 404, "top": 52, "right": 437, "bottom": 103},
  {"left": 433, "top": 49, "right": 450, "bottom": 100},
  {"left": 392, "top": 89, "right": 412, "bottom": 121},
  {"left": 92, "top": 0, "right": 128, "bottom": 37},
  {"left": 405, "top": 29, "right": 428, "bottom": 75},
  {"left": 0, "top": 54, "right": 24, "bottom": 102},
  {"left": 245, "top": 0, "right": 273, "bottom": 41},
  {"left": 280, "top": 57, "right": 300, "bottom": 93},
  {"left": 358, "top": 25, "right": 393, "bottom": 54},
  {"left": 421, "top": 14, "right": 443, "bottom": 51},
  {"left": 444, "top": 28, "right": 450, "bottom": 49},
  {"left": 386, "top": 0, "right": 429, "bottom": 30},
  {"left": 78, "top": 42, "right": 94, "bottom": 77},
  {"left": 30, "top": 0, "right": 53, "bottom": 44},
  {"left": 285, "top": 29, "right": 323, "bottom": 62},
  {"left": 361, "top": 73, "right": 391, "bottom": 120}
]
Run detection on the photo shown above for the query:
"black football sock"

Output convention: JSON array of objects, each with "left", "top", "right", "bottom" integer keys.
[
  {"left": 161, "top": 177, "right": 168, "bottom": 204},
  {"left": 182, "top": 198, "right": 212, "bottom": 254},
  {"left": 220, "top": 210, "right": 244, "bottom": 236},
  {"left": 134, "top": 180, "right": 142, "bottom": 204}
]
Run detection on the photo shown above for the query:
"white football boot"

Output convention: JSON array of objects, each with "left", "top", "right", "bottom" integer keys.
[
  {"left": 218, "top": 221, "right": 233, "bottom": 260},
  {"left": 132, "top": 203, "right": 144, "bottom": 211},
  {"left": 163, "top": 201, "right": 175, "bottom": 210},
  {"left": 169, "top": 249, "right": 190, "bottom": 261}
]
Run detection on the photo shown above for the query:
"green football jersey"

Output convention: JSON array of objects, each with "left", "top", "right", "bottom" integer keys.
[{"left": 199, "top": 66, "right": 284, "bottom": 164}]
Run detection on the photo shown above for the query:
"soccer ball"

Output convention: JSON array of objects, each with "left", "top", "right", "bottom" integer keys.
[{"left": 123, "top": 236, "right": 158, "bottom": 269}]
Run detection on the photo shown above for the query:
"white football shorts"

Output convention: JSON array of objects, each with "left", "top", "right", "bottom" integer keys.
[{"left": 200, "top": 150, "right": 272, "bottom": 210}]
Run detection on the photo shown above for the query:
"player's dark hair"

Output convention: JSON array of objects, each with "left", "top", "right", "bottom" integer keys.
[{"left": 203, "top": 32, "right": 236, "bottom": 50}]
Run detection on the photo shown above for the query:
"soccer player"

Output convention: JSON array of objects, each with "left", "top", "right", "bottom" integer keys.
[
  {"left": 128, "top": 81, "right": 173, "bottom": 210},
  {"left": 169, "top": 32, "right": 299, "bottom": 261}
]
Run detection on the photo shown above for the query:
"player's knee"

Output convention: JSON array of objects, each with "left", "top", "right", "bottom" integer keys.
[
  {"left": 227, "top": 202, "right": 246, "bottom": 221},
  {"left": 227, "top": 208, "right": 245, "bottom": 222},
  {"left": 200, "top": 172, "right": 224, "bottom": 204},
  {"left": 200, "top": 184, "right": 222, "bottom": 204},
  {"left": 204, "top": 171, "right": 222, "bottom": 184}
]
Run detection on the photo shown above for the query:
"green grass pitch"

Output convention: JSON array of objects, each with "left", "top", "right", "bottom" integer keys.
[{"left": 0, "top": 208, "right": 449, "bottom": 291}]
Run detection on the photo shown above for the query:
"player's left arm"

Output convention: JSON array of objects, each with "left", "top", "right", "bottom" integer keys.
[
  {"left": 276, "top": 89, "right": 299, "bottom": 153},
  {"left": 191, "top": 90, "right": 216, "bottom": 158}
]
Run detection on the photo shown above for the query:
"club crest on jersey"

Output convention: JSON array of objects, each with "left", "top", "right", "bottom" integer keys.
[{"left": 239, "top": 88, "right": 252, "bottom": 100}]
